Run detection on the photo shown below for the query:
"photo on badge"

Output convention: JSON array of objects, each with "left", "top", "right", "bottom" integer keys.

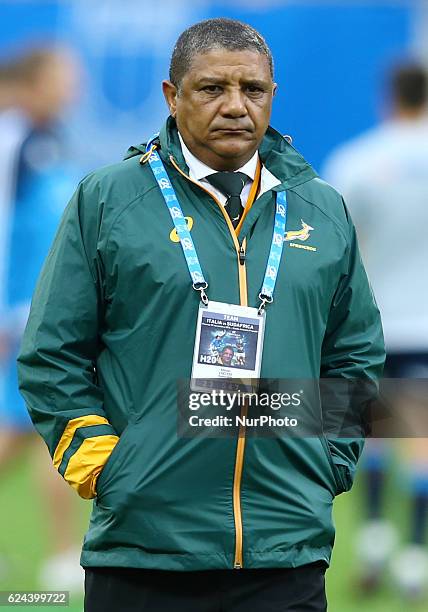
[{"left": 190, "top": 301, "right": 265, "bottom": 393}]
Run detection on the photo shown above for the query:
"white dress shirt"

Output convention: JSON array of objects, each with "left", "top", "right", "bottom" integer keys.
[{"left": 178, "top": 132, "right": 281, "bottom": 208}]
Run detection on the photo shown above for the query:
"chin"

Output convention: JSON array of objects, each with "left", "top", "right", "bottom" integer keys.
[{"left": 213, "top": 139, "right": 255, "bottom": 160}]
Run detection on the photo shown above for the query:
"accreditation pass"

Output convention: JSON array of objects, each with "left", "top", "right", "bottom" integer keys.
[{"left": 190, "top": 300, "right": 265, "bottom": 393}]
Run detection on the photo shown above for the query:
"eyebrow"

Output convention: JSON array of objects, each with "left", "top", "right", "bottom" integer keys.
[{"left": 196, "top": 77, "right": 270, "bottom": 88}]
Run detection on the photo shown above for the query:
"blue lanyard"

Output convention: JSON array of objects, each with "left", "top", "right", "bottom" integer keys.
[
  {"left": 258, "top": 189, "right": 287, "bottom": 312},
  {"left": 145, "top": 136, "right": 287, "bottom": 313}
]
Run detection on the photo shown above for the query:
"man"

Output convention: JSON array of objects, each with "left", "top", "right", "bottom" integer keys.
[
  {"left": 323, "top": 63, "right": 428, "bottom": 599},
  {"left": 218, "top": 346, "right": 235, "bottom": 367},
  {"left": 18, "top": 18, "right": 384, "bottom": 611}
]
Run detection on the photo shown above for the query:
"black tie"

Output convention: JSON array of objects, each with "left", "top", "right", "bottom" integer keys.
[{"left": 206, "top": 172, "right": 247, "bottom": 228}]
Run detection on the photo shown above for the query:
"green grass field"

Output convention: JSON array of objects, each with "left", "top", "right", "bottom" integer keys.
[{"left": 1, "top": 450, "right": 427, "bottom": 611}]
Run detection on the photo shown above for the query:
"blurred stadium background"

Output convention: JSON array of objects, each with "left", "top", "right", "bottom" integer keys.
[{"left": 1, "top": 1, "right": 428, "bottom": 610}]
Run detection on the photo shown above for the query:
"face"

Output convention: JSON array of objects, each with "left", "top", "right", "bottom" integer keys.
[
  {"left": 221, "top": 348, "right": 234, "bottom": 365},
  {"left": 26, "top": 52, "right": 80, "bottom": 124},
  {"left": 163, "top": 48, "right": 277, "bottom": 171}
]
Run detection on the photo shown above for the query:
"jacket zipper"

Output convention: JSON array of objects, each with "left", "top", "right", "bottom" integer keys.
[
  {"left": 169, "top": 155, "right": 248, "bottom": 569},
  {"left": 233, "top": 236, "right": 247, "bottom": 569},
  {"left": 239, "top": 244, "right": 246, "bottom": 265}
]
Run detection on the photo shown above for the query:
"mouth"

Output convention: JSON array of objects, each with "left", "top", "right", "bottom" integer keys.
[
  {"left": 211, "top": 128, "right": 253, "bottom": 137},
  {"left": 214, "top": 128, "right": 250, "bottom": 132}
]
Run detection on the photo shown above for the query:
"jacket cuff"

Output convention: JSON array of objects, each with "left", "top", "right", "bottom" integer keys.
[{"left": 52, "top": 415, "right": 119, "bottom": 499}]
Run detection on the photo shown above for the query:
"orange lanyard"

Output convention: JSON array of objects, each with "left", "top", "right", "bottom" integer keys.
[{"left": 235, "top": 158, "right": 262, "bottom": 236}]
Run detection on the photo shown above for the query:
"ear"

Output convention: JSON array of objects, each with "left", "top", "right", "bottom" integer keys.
[
  {"left": 162, "top": 80, "right": 178, "bottom": 117},
  {"left": 272, "top": 83, "right": 278, "bottom": 97}
]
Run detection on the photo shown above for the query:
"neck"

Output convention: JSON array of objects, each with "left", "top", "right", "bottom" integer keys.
[{"left": 205, "top": 156, "right": 255, "bottom": 172}]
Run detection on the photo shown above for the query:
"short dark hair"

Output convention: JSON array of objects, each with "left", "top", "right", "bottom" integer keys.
[
  {"left": 169, "top": 18, "right": 274, "bottom": 89},
  {"left": 392, "top": 63, "right": 427, "bottom": 110}
]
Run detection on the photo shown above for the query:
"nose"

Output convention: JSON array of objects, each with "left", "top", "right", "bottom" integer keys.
[{"left": 220, "top": 88, "right": 247, "bottom": 118}]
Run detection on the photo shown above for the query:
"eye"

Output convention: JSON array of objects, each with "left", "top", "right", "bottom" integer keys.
[
  {"left": 201, "top": 85, "right": 223, "bottom": 94},
  {"left": 246, "top": 85, "right": 264, "bottom": 95}
]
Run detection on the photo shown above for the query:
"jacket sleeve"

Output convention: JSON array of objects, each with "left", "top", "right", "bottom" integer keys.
[
  {"left": 320, "top": 200, "right": 385, "bottom": 493},
  {"left": 17, "top": 178, "right": 118, "bottom": 500}
]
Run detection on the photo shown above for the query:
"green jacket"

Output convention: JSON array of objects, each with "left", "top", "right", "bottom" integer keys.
[{"left": 17, "top": 117, "right": 385, "bottom": 571}]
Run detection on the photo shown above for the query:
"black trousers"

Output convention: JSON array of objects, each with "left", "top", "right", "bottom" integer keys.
[{"left": 84, "top": 562, "right": 328, "bottom": 612}]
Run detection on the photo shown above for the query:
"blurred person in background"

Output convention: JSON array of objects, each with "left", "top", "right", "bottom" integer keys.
[
  {"left": 323, "top": 62, "right": 428, "bottom": 600},
  {"left": 0, "top": 47, "right": 84, "bottom": 592}
]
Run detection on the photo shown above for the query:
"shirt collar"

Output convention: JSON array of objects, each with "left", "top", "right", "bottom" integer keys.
[{"left": 178, "top": 132, "right": 259, "bottom": 182}]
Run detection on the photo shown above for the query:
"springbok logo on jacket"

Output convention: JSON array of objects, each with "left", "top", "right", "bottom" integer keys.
[{"left": 285, "top": 220, "right": 314, "bottom": 242}]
